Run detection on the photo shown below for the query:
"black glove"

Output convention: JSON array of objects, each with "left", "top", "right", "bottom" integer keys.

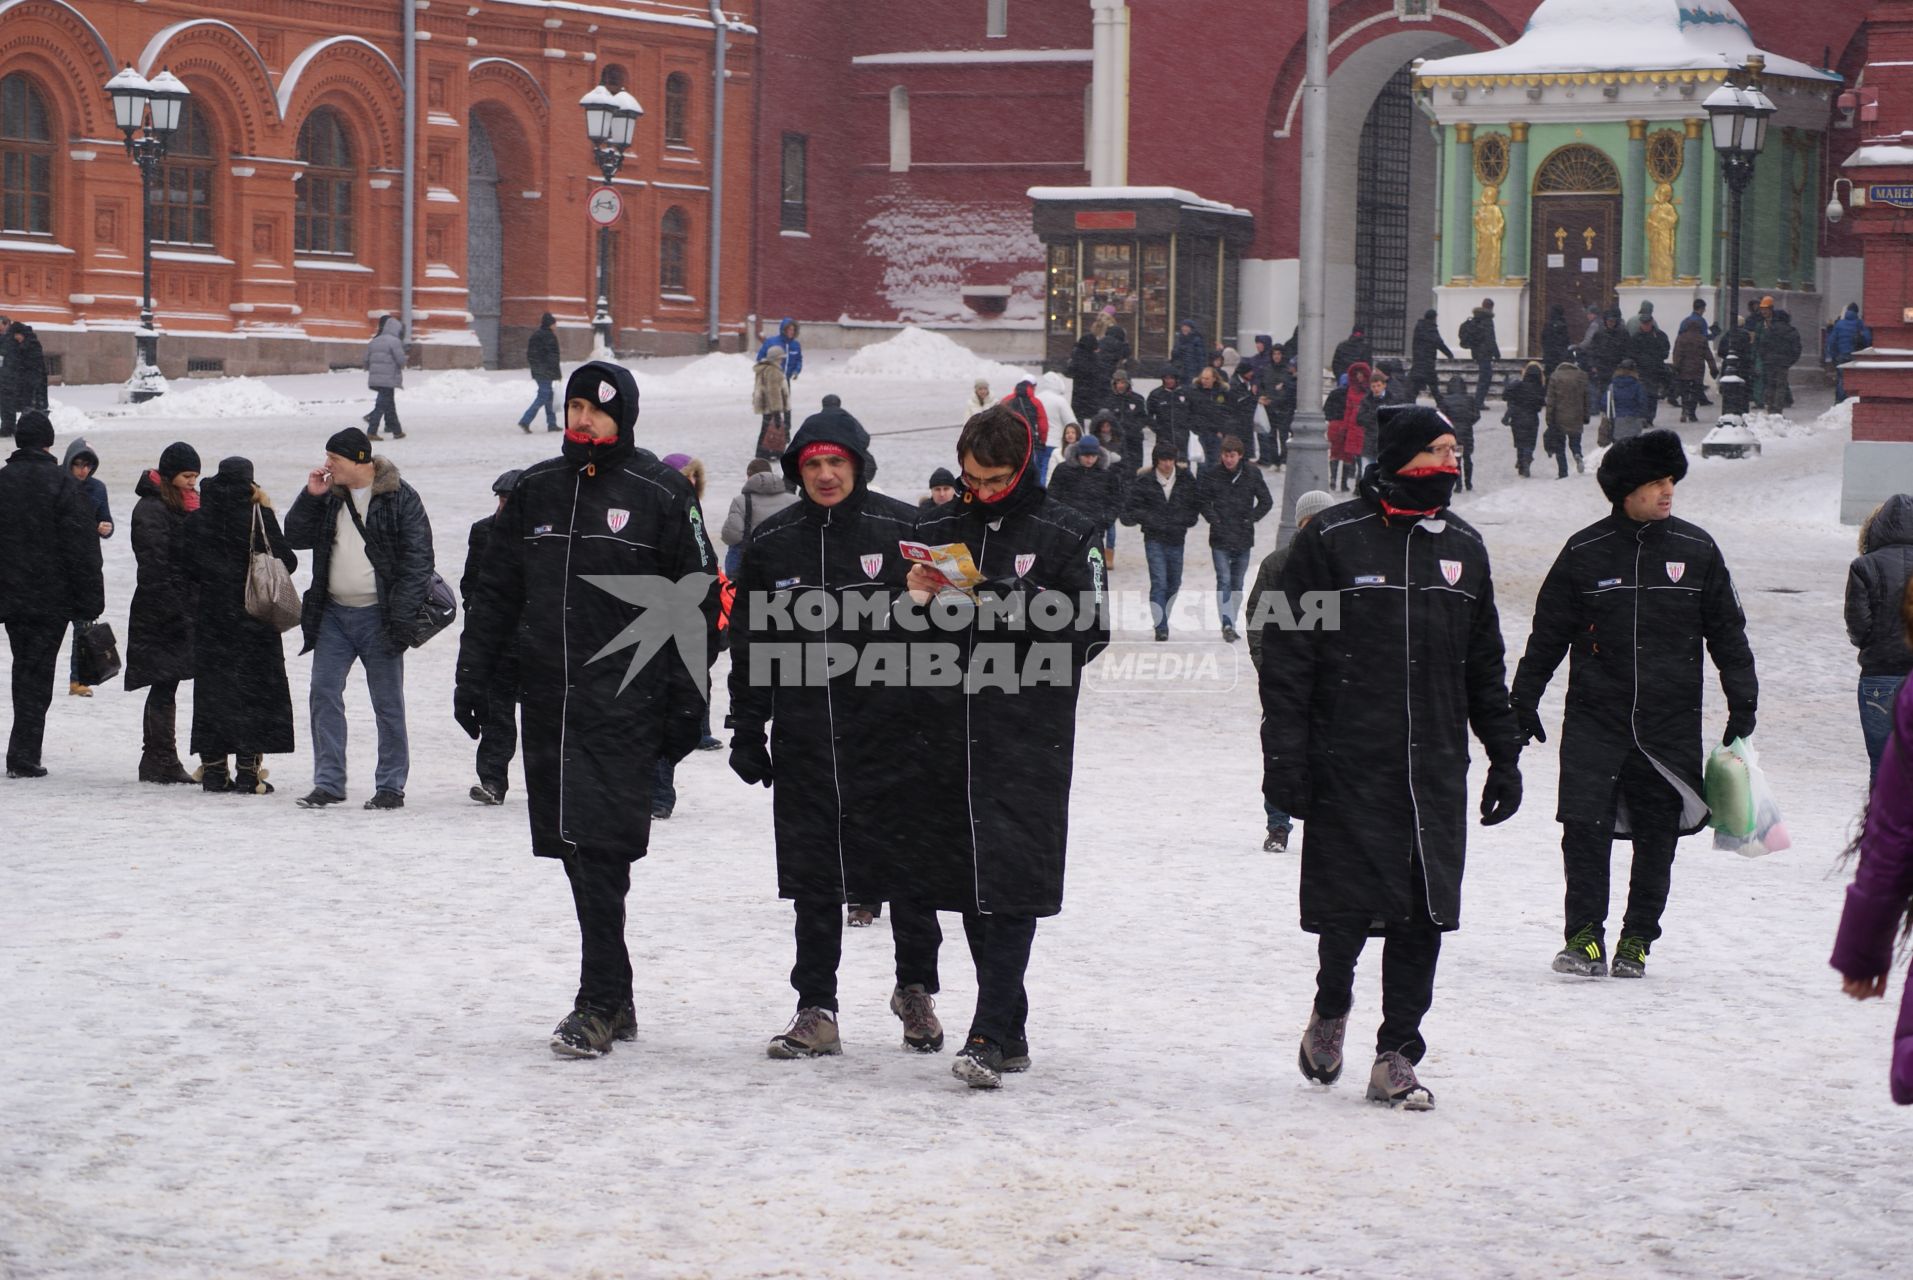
[
  {"left": 1722, "top": 711, "right": 1756, "bottom": 746},
  {"left": 729, "top": 728, "right": 773, "bottom": 788},
  {"left": 1263, "top": 763, "right": 1311, "bottom": 823},
  {"left": 453, "top": 686, "right": 487, "bottom": 741},
  {"left": 1479, "top": 761, "right": 1522, "bottom": 826},
  {"left": 1515, "top": 703, "right": 1546, "bottom": 746}
]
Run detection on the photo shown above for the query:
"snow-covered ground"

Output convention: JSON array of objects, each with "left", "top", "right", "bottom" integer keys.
[{"left": 0, "top": 334, "right": 1899, "bottom": 1278}]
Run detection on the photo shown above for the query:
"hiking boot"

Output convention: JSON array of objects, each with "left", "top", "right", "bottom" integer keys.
[
  {"left": 609, "top": 999, "right": 637, "bottom": 1042},
  {"left": 518, "top": 420, "right": 532, "bottom": 434},
  {"left": 1221, "top": 623, "right": 1239, "bottom": 644},
  {"left": 296, "top": 788, "right": 346, "bottom": 808},
  {"left": 364, "top": 789, "right": 405, "bottom": 810},
  {"left": 550, "top": 1006, "right": 617, "bottom": 1059},
  {"left": 6, "top": 762, "right": 48, "bottom": 779},
  {"left": 1366, "top": 1050, "right": 1435, "bottom": 1111},
  {"left": 767, "top": 1006, "right": 841, "bottom": 1059},
  {"left": 1000, "top": 1036, "right": 1031, "bottom": 1073},
  {"left": 470, "top": 780, "right": 506, "bottom": 806},
  {"left": 1263, "top": 825, "right": 1290, "bottom": 853},
  {"left": 1552, "top": 925, "right": 1607, "bottom": 977},
  {"left": 951, "top": 1034, "right": 1004, "bottom": 1089},
  {"left": 232, "top": 756, "right": 273, "bottom": 796},
  {"left": 696, "top": 736, "right": 724, "bottom": 752},
  {"left": 1611, "top": 935, "right": 1650, "bottom": 979},
  {"left": 890, "top": 983, "right": 944, "bottom": 1053},
  {"left": 199, "top": 760, "right": 233, "bottom": 794},
  {"left": 139, "top": 753, "right": 196, "bottom": 785},
  {"left": 1299, "top": 1010, "right": 1348, "bottom": 1085},
  {"left": 366, "top": 432, "right": 384, "bottom": 442},
  {"left": 69, "top": 681, "right": 93, "bottom": 698}
]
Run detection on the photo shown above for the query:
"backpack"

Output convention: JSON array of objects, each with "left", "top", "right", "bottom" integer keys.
[{"left": 1458, "top": 316, "right": 1481, "bottom": 350}]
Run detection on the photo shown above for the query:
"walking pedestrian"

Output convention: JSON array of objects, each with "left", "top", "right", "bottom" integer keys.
[
  {"left": 1409, "top": 310, "right": 1453, "bottom": 400},
  {"left": 1047, "top": 433, "right": 1123, "bottom": 556},
  {"left": 652, "top": 450, "right": 718, "bottom": 818},
  {"left": 1122, "top": 441, "right": 1199, "bottom": 640},
  {"left": 1459, "top": 300, "right": 1500, "bottom": 409},
  {"left": 1825, "top": 302, "right": 1874, "bottom": 404},
  {"left": 1502, "top": 362, "right": 1545, "bottom": 479},
  {"left": 1512, "top": 429, "right": 1757, "bottom": 980},
  {"left": 1605, "top": 358, "right": 1654, "bottom": 441},
  {"left": 1758, "top": 309, "right": 1802, "bottom": 413},
  {"left": 1173, "top": 319, "right": 1206, "bottom": 385},
  {"left": 1847, "top": 495, "right": 1913, "bottom": 784},
  {"left": 719, "top": 457, "right": 798, "bottom": 577},
  {"left": 517, "top": 313, "right": 562, "bottom": 433},
  {"left": 1004, "top": 380, "right": 1053, "bottom": 484},
  {"left": 1542, "top": 355, "right": 1589, "bottom": 479},
  {"left": 1147, "top": 365, "right": 1190, "bottom": 462},
  {"left": 756, "top": 319, "right": 803, "bottom": 382},
  {"left": 1322, "top": 361, "right": 1375, "bottom": 492},
  {"left": 362, "top": 315, "right": 407, "bottom": 440},
  {"left": 1626, "top": 314, "right": 1672, "bottom": 423},
  {"left": 1066, "top": 333, "right": 1104, "bottom": 424},
  {"left": 283, "top": 426, "right": 436, "bottom": 810},
  {"left": 460, "top": 468, "right": 525, "bottom": 805},
  {"left": 1670, "top": 319, "right": 1719, "bottom": 423},
  {"left": 0, "top": 320, "right": 49, "bottom": 437},
  {"left": 1330, "top": 327, "right": 1372, "bottom": 382},
  {"left": 1540, "top": 304, "right": 1573, "bottom": 375},
  {"left": 752, "top": 343, "right": 792, "bottom": 461},
  {"left": 125, "top": 442, "right": 202, "bottom": 785},
  {"left": 1197, "top": 435, "right": 1272, "bottom": 643},
  {"left": 1438, "top": 375, "right": 1480, "bottom": 491},
  {"left": 455, "top": 360, "right": 720, "bottom": 1058}
]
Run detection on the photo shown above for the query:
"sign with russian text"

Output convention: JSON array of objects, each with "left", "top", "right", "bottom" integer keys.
[{"left": 1869, "top": 184, "right": 1913, "bottom": 210}]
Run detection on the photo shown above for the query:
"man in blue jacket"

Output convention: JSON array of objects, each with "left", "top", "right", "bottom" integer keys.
[
  {"left": 1825, "top": 302, "right": 1874, "bottom": 404},
  {"left": 756, "top": 318, "right": 803, "bottom": 382}
]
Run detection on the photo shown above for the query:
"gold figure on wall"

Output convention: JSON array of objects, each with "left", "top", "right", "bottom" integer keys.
[
  {"left": 1646, "top": 182, "right": 1679, "bottom": 286},
  {"left": 1473, "top": 185, "right": 1505, "bottom": 286}
]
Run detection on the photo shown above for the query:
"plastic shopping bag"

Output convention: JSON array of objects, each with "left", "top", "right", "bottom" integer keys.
[{"left": 1704, "top": 736, "right": 1790, "bottom": 857}]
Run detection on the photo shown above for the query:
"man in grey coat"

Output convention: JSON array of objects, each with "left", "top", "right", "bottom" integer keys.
[{"left": 363, "top": 315, "right": 407, "bottom": 440}]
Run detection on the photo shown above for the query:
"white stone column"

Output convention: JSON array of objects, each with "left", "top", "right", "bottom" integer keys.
[{"left": 1090, "top": 0, "right": 1129, "bottom": 185}]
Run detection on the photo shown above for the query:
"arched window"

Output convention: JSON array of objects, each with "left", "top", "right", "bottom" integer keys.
[
  {"left": 664, "top": 72, "right": 691, "bottom": 147},
  {"left": 153, "top": 100, "right": 215, "bottom": 246},
  {"left": 0, "top": 72, "right": 54, "bottom": 236},
  {"left": 888, "top": 85, "right": 910, "bottom": 173},
  {"left": 601, "top": 64, "right": 629, "bottom": 93},
  {"left": 659, "top": 206, "right": 689, "bottom": 295},
  {"left": 295, "top": 109, "right": 355, "bottom": 256},
  {"left": 1533, "top": 143, "right": 1622, "bottom": 195}
]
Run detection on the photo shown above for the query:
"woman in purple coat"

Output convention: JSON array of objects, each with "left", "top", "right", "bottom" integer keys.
[{"left": 1833, "top": 666, "right": 1913, "bottom": 1103}]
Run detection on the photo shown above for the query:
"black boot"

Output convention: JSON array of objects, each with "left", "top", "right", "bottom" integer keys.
[
  {"left": 140, "top": 692, "right": 196, "bottom": 784},
  {"left": 232, "top": 754, "right": 274, "bottom": 796},
  {"left": 198, "top": 756, "right": 232, "bottom": 793}
]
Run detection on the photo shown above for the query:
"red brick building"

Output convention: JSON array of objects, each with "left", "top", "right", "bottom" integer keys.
[
  {"left": 751, "top": 0, "right": 1875, "bottom": 361},
  {"left": 0, "top": 0, "right": 758, "bottom": 383}
]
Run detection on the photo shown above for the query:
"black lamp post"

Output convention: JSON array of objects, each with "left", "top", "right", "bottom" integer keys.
[
  {"left": 105, "top": 65, "right": 189, "bottom": 402},
  {"left": 579, "top": 84, "right": 643, "bottom": 357},
  {"left": 1703, "top": 67, "right": 1775, "bottom": 356}
]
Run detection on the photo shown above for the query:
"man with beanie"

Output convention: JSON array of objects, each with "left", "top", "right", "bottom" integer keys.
[
  {"left": 518, "top": 312, "right": 562, "bottom": 433},
  {"left": 284, "top": 425, "right": 436, "bottom": 810},
  {"left": 1044, "top": 435, "right": 1123, "bottom": 556},
  {"left": 1121, "top": 441, "right": 1200, "bottom": 641},
  {"left": 1146, "top": 364, "right": 1190, "bottom": 462},
  {"left": 0, "top": 411, "right": 106, "bottom": 777},
  {"left": 1261, "top": 405, "right": 1523, "bottom": 1110},
  {"left": 1513, "top": 429, "right": 1757, "bottom": 980},
  {"left": 908, "top": 403, "right": 1110, "bottom": 1088},
  {"left": 460, "top": 468, "right": 524, "bottom": 805},
  {"left": 457, "top": 361, "right": 719, "bottom": 1058},
  {"left": 1196, "top": 434, "right": 1273, "bottom": 643},
  {"left": 926, "top": 466, "right": 959, "bottom": 507},
  {"left": 1245, "top": 488, "right": 1336, "bottom": 851},
  {"left": 727, "top": 405, "right": 945, "bottom": 1060}
]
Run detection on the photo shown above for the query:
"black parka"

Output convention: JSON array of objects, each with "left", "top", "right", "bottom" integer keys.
[
  {"left": 185, "top": 468, "right": 296, "bottom": 756},
  {"left": 283, "top": 457, "right": 436, "bottom": 656},
  {"left": 124, "top": 470, "right": 197, "bottom": 690},
  {"left": 910, "top": 469, "right": 1110, "bottom": 917},
  {"left": 1121, "top": 464, "right": 1199, "bottom": 542},
  {"left": 1411, "top": 314, "right": 1453, "bottom": 372},
  {"left": 1105, "top": 383, "right": 1151, "bottom": 464},
  {"left": 0, "top": 448, "right": 103, "bottom": 624},
  {"left": 727, "top": 419, "right": 917, "bottom": 903},
  {"left": 1196, "top": 459, "right": 1272, "bottom": 552},
  {"left": 1146, "top": 382, "right": 1190, "bottom": 457},
  {"left": 1260, "top": 487, "right": 1521, "bottom": 933},
  {"left": 1046, "top": 454, "right": 1125, "bottom": 531},
  {"left": 1512, "top": 512, "right": 1757, "bottom": 835},
  {"left": 457, "top": 361, "right": 719, "bottom": 860},
  {"left": 0, "top": 323, "right": 49, "bottom": 412},
  {"left": 527, "top": 319, "right": 562, "bottom": 383},
  {"left": 1848, "top": 495, "right": 1913, "bottom": 678}
]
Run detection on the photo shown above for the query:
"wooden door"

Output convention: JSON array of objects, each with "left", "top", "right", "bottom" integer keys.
[{"left": 1530, "top": 194, "right": 1620, "bottom": 352}]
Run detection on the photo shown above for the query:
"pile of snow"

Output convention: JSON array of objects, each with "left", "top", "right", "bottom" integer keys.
[
  {"left": 1814, "top": 397, "right": 1856, "bottom": 434},
  {"left": 1737, "top": 408, "right": 1846, "bottom": 441},
  {"left": 46, "top": 397, "right": 93, "bottom": 435},
  {"left": 651, "top": 351, "right": 755, "bottom": 396},
  {"left": 841, "top": 326, "right": 1030, "bottom": 385},
  {"left": 408, "top": 369, "right": 518, "bottom": 404},
  {"left": 132, "top": 377, "right": 305, "bottom": 419}
]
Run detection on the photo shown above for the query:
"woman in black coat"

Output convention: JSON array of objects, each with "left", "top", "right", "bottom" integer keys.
[
  {"left": 1502, "top": 362, "right": 1546, "bottom": 477},
  {"left": 1065, "top": 334, "right": 1104, "bottom": 424},
  {"left": 1540, "top": 305, "right": 1573, "bottom": 374},
  {"left": 1, "top": 321, "right": 49, "bottom": 435},
  {"left": 185, "top": 457, "right": 296, "bottom": 795},
  {"left": 1438, "top": 374, "right": 1481, "bottom": 491},
  {"left": 125, "top": 442, "right": 203, "bottom": 784}
]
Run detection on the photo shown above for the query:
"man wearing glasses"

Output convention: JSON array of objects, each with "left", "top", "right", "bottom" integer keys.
[{"left": 1260, "top": 405, "right": 1524, "bottom": 1111}]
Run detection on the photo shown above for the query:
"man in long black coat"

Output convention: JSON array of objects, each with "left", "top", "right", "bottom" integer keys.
[
  {"left": 1261, "top": 406, "right": 1523, "bottom": 1111},
  {"left": 1409, "top": 310, "right": 1454, "bottom": 401},
  {"left": 1512, "top": 429, "right": 1756, "bottom": 980},
  {"left": 456, "top": 361, "right": 719, "bottom": 1058},
  {"left": 727, "top": 404, "right": 944, "bottom": 1060},
  {"left": 1, "top": 321, "right": 50, "bottom": 438},
  {"left": 909, "top": 404, "right": 1110, "bottom": 1088},
  {"left": 0, "top": 411, "right": 105, "bottom": 777},
  {"left": 459, "top": 468, "right": 523, "bottom": 805}
]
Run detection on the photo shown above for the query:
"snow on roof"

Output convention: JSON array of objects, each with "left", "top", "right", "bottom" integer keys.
[
  {"left": 1025, "top": 186, "right": 1252, "bottom": 217},
  {"left": 851, "top": 49, "right": 1092, "bottom": 66},
  {"left": 1845, "top": 143, "right": 1913, "bottom": 169},
  {"left": 1417, "top": 0, "right": 1837, "bottom": 83}
]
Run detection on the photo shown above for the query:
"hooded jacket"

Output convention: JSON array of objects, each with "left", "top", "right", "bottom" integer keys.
[
  {"left": 1544, "top": 363, "right": 1590, "bottom": 431},
  {"left": 755, "top": 319, "right": 803, "bottom": 380},
  {"left": 720, "top": 466, "right": 800, "bottom": 547},
  {"left": 1065, "top": 334, "right": 1105, "bottom": 423},
  {"left": 125, "top": 468, "right": 197, "bottom": 690},
  {"left": 1587, "top": 312, "right": 1629, "bottom": 380},
  {"left": 1411, "top": 312, "right": 1453, "bottom": 368},
  {"left": 365, "top": 316, "right": 406, "bottom": 390},
  {"left": 1172, "top": 321, "right": 1207, "bottom": 385},
  {"left": 1848, "top": 495, "right": 1913, "bottom": 678},
  {"left": 1005, "top": 382, "right": 1051, "bottom": 447},
  {"left": 1827, "top": 305, "right": 1874, "bottom": 364},
  {"left": 527, "top": 313, "right": 562, "bottom": 383},
  {"left": 1331, "top": 332, "right": 1372, "bottom": 380},
  {"left": 284, "top": 454, "right": 436, "bottom": 655},
  {"left": 1541, "top": 307, "right": 1574, "bottom": 372},
  {"left": 0, "top": 445, "right": 104, "bottom": 623},
  {"left": 61, "top": 437, "right": 113, "bottom": 534},
  {"left": 0, "top": 322, "right": 48, "bottom": 409},
  {"left": 1047, "top": 451, "right": 1125, "bottom": 530},
  {"left": 457, "top": 360, "right": 720, "bottom": 859}
]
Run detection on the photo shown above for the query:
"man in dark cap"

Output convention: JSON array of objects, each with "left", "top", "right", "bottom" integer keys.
[
  {"left": 0, "top": 410, "right": 106, "bottom": 777},
  {"left": 1261, "top": 405, "right": 1523, "bottom": 1111},
  {"left": 285, "top": 425, "right": 437, "bottom": 811},
  {"left": 457, "top": 361, "right": 719, "bottom": 1058},
  {"left": 927, "top": 467, "right": 959, "bottom": 507},
  {"left": 459, "top": 468, "right": 525, "bottom": 805},
  {"left": 1513, "top": 429, "right": 1756, "bottom": 980}
]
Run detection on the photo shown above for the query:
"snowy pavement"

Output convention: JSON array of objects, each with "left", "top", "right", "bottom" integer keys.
[{"left": 0, "top": 338, "right": 1899, "bottom": 1278}]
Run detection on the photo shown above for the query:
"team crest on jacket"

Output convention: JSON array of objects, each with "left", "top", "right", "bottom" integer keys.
[
  {"left": 861, "top": 552, "right": 883, "bottom": 578},
  {"left": 1666, "top": 562, "right": 1686, "bottom": 583},
  {"left": 1440, "top": 559, "right": 1463, "bottom": 586},
  {"left": 1015, "top": 553, "right": 1036, "bottom": 577},
  {"left": 607, "top": 508, "right": 630, "bottom": 533}
]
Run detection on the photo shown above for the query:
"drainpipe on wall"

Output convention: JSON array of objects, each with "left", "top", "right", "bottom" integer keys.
[
  {"left": 401, "top": 0, "right": 417, "bottom": 343},
  {"left": 708, "top": 4, "right": 728, "bottom": 350}
]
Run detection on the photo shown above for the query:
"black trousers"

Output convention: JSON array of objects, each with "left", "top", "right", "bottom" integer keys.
[
  {"left": 366, "top": 387, "right": 402, "bottom": 434},
  {"left": 475, "top": 659, "right": 518, "bottom": 792},
  {"left": 563, "top": 851, "right": 632, "bottom": 1015},
  {"left": 1474, "top": 356, "right": 1496, "bottom": 407},
  {"left": 963, "top": 912, "right": 1037, "bottom": 1046},
  {"left": 1561, "top": 749, "right": 1683, "bottom": 945},
  {"left": 1313, "top": 923, "right": 1443, "bottom": 1064},
  {"left": 6, "top": 618, "right": 63, "bottom": 769},
  {"left": 790, "top": 896, "right": 943, "bottom": 1012},
  {"left": 1546, "top": 428, "right": 1584, "bottom": 477}
]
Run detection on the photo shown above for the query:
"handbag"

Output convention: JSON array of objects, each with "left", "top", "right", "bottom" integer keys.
[
  {"left": 73, "top": 620, "right": 121, "bottom": 686},
  {"left": 244, "top": 504, "right": 303, "bottom": 633}
]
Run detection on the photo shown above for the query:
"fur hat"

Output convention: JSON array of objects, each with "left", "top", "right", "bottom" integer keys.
[{"left": 1598, "top": 428, "right": 1688, "bottom": 504}]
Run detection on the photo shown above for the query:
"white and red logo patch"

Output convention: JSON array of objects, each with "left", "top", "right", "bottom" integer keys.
[
  {"left": 596, "top": 380, "right": 617, "bottom": 404},
  {"left": 1666, "top": 561, "right": 1686, "bottom": 583},
  {"left": 1015, "top": 553, "right": 1036, "bottom": 577},
  {"left": 606, "top": 508, "right": 630, "bottom": 533},
  {"left": 1440, "top": 559, "right": 1463, "bottom": 586},
  {"left": 860, "top": 552, "right": 883, "bottom": 578}
]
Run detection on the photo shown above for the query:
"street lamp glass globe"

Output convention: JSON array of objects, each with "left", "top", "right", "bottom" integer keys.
[
  {"left": 144, "top": 69, "right": 190, "bottom": 135},
  {"left": 579, "top": 84, "right": 617, "bottom": 143},
  {"left": 104, "top": 66, "right": 152, "bottom": 133},
  {"left": 610, "top": 90, "right": 643, "bottom": 147}
]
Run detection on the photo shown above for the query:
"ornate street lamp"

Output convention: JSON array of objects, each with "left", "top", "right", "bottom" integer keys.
[
  {"left": 579, "top": 84, "right": 643, "bottom": 357},
  {"left": 104, "top": 65, "right": 189, "bottom": 402},
  {"left": 1702, "top": 67, "right": 1775, "bottom": 357}
]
